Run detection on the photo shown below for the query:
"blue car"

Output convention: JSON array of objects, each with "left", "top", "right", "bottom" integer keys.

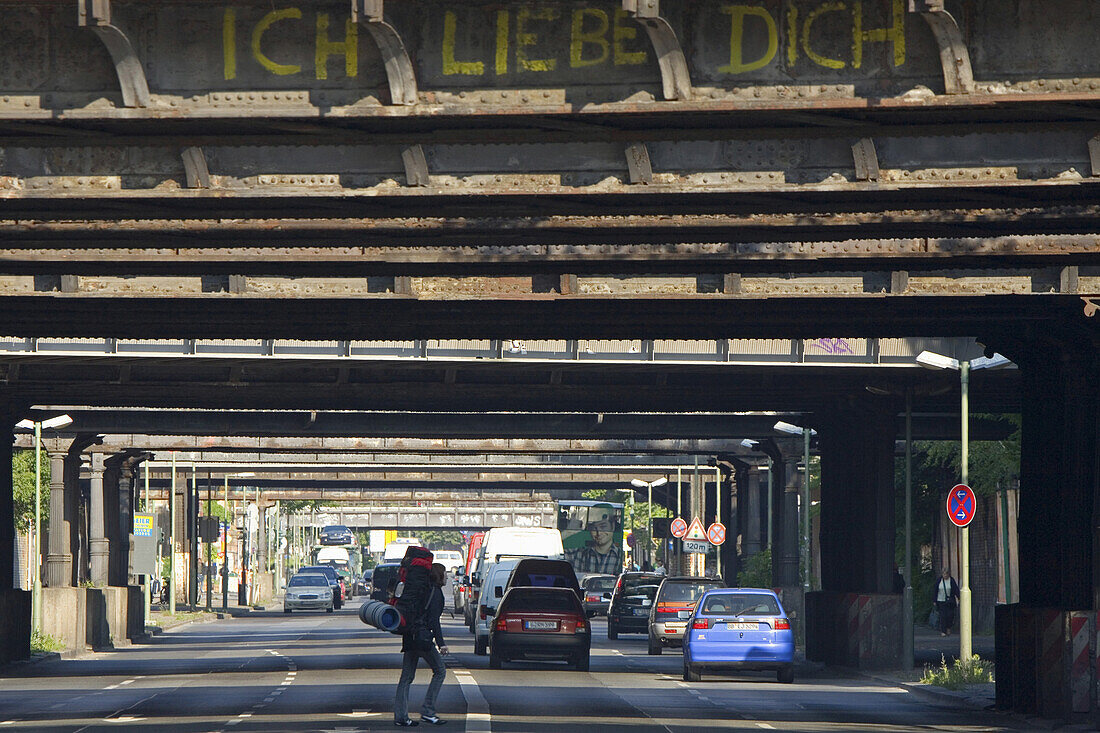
[{"left": 682, "top": 588, "right": 795, "bottom": 684}]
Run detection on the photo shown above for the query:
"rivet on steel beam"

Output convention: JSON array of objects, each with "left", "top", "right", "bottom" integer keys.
[
  {"left": 181, "top": 147, "right": 211, "bottom": 189},
  {"left": 352, "top": 0, "right": 418, "bottom": 105},
  {"left": 402, "top": 145, "right": 430, "bottom": 187},
  {"left": 77, "top": 0, "right": 151, "bottom": 108},
  {"left": 625, "top": 143, "right": 653, "bottom": 185},
  {"left": 907, "top": 0, "right": 975, "bottom": 94},
  {"left": 621, "top": 0, "right": 692, "bottom": 100},
  {"left": 852, "top": 138, "right": 880, "bottom": 182},
  {"left": 1088, "top": 135, "right": 1100, "bottom": 177}
]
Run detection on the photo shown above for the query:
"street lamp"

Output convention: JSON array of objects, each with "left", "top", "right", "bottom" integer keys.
[
  {"left": 774, "top": 421, "right": 816, "bottom": 595},
  {"left": 917, "top": 349, "right": 1011, "bottom": 661},
  {"left": 630, "top": 477, "right": 668, "bottom": 566},
  {"left": 15, "top": 413, "right": 73, "bottom": 634}
]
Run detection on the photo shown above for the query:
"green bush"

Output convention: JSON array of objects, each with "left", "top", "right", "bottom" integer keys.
[
  {"left": 737, "top": 549, "right": 772, "bottom": 588},
  {"left": 30, "top": 629, "right": 63, "bottom": 654},
  {"left": 921, "top": 654, "right": 994, "bottom": 689}
]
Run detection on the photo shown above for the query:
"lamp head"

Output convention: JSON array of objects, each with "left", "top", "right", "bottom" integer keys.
[
  {"left": 41, "top": 414, "right": 73, "bottom": 430},
  {"left": 630, "top": 479, "right": 648, "bottom": 489},
  {"left": 916, "top": 351, "right": 960, "bottom": 371},
  {"left": 650, "top": 477, "right": 668, "bottom": 489},
  {"left": 740, "top": 438, "right": 758, "bottom": 448}
]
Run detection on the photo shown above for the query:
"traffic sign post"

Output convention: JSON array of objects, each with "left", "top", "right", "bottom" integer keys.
[
  {"left": 707, "top": 522, "right": 726, "bottom": 545},
  {"left": 947, "top": 484, "right": 976, "bottom": 527},
  {"left": 670, "top": 517, "right": 688, "bottom": 539}
]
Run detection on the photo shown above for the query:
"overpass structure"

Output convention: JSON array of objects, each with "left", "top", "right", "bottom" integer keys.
[
  {"left": 303, "top": 505, "right": 555, "bottom": 532},
  {"left": 1, "top": 0, "right": 1099, "bottom": 723}
]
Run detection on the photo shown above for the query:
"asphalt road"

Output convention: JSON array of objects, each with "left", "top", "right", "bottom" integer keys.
[{"left": 0, "top": 598, "right": 1030, "bottom": 732}]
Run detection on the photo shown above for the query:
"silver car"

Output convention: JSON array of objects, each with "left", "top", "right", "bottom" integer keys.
[{"left": 284, "top": 573, "right": 334, "bottom": 613}]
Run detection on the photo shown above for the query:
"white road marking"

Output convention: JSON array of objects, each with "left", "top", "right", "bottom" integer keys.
[
  {"left": 105, "top": 716, "right": 144, "bottom": 723},
  {"left": 756, "top": 725, "right": 776, "bottom": 730},
  {"left": 237, "top": 713, "right": 252, "bottom": 719},
  {"left": 454, "top": 670, "right": 491, "bottom": 733},
  {"left": 120, "top": 679, "right": 135, "bottom": 685},
  {"left": 1, "top": 721, "right": 15, "bottom": 725},
  {"left": 338, "top": 712, "right": 382, "bottom": 718}
]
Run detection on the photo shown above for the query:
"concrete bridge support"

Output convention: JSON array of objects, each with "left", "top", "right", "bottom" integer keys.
[
  {"left": 0, "top": 420, "right": 31, "bottom": 663},
  {"left": 807, "top": 404, "right": 902, "bottom": 669},
  {"left": 997, "top": 339, "right": 1100, "bottom": 721},
  {"left": 44, "top": 448, "right": 69, "bottom": 588},
  {"left": 88, "top": 454, "right": 109, "bottom": 587}
]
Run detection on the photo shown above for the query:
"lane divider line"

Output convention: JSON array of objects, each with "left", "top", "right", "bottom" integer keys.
[{"left": 454, "top": 670, "right": 491, "bottom": 733}]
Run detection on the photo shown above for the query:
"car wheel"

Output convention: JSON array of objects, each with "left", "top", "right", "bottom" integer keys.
[
  {"left": 607, "top": 622, "right": 618, "bottom": 640},
  {"left": 283, "top": 608, "right": 292, "bottom": 614},
  {"left": 683, "top": 663, "right": 701, "bottom": 682},
  {"left": 326, "top": 605, "right": 334, "bottom": 613},
  {"left": 777, "top": 665, "right": 794, "bottom": 684},
  {"left": 648, "top": 634, "right": 662, "bottom": 655},
  {"left": 574, "top": 653, "right": 590, "bottom": 672},
  {"left": 489, "top": 648, "right": 503, "bottom": 669},
  {"left": 474, "top": 635, "right": 487, "bottom": 656}
]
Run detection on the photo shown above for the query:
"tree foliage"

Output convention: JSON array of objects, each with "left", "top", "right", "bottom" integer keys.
[
  {"left": 419, "top": 530, "right": 464, "bottom": 550},
  {"left": 13, "top": 449, "right": 49, "bottom": 533}
]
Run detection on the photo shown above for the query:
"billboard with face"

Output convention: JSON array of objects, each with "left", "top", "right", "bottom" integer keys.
[{"left": 558, "top": 501, "right": 625, "bottom": 576}]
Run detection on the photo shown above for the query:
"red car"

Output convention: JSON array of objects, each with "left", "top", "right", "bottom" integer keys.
[{"left": 490, "top": 587, "right": 591, "bottom": 671}]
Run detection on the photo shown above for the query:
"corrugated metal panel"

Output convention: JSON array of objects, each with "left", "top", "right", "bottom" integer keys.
[
  {"left": 653, "top": 340, "right": 721, "bottom": 360},
  {"left": 274, "top": 340, "right": 345, "bottom": 356},
  {"left": 350, "top": 340, "right": 419, "bottom": 357},
  {"left": 427, "top": 339, "right": 495, "bottom": 357},
  {"left": 195, "top": 339, "right": 267, "bottom": 355},
  {"left": 118, "top": 339, "right": 188, "bottom": 354},
  {"left": 804, "top": 338, "right": 870, "bottom": 361},
  {"left": 728, "top": 339, "right": 794, "bottom": 357},
  {"left": 503, "top": 339, "right": 570, "bottom": 358},
  {"left": 578, "top": 340, "right": 643, "bottom": 358},
  {"left": 36, "top": 338, "right": 108, "bottom": 352}
]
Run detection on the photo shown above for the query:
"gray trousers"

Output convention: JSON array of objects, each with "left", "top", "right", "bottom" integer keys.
[{"left": 394, "top": 646, "right": 446, "bottom": 721}]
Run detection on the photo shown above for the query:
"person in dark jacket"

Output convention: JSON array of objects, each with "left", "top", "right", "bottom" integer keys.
[
  {"left": 394, "top": 562, "right": 449, "bottom": 727},
  {"left": 935, "top": 567, "right": 961, "bottom": 636}
]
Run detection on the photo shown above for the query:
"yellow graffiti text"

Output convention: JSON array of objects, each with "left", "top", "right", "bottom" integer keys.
[
  {"left": 516, "top": 7, "right": 559, "bottom": 72},
  {"left": 570, "top": 8, "right": 610, "bottom": 68},
  {"left": 442, "top": 10, "right": 485, "bottom": 75},
  {"left": 719, "top": 5, "right": 777, "bottom": 75},
  {"left": 251, "top": 7, "right": 303, "bottom": 76},
  {"left": 315, "top": 13, "right": 357, "bottom": 80}
]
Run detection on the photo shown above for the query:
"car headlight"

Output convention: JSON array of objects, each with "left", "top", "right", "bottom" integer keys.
[
  {"left": 285, "top": 592, "right": 298, "bottom": 600},
  {"left": 322, "top": 590, "right": 332, "bottom": 598}
]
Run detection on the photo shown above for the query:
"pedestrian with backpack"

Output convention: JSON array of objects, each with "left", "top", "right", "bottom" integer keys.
[{"left": 394, "top": 560, "right": 449, "bottom": 727}]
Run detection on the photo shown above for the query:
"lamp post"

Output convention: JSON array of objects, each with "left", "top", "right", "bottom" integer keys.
[
  {"left": 774, "top": 421, "right": 815, "bottom": 594},
  {"left": 15, "top": 414, "right": 73, "bottom": 634},
  {"left": 917, "top": 349, "right": 1011, "bottom": 661},
  {"left": 222, "top": 472, "right": 254, "bottom": 612},
  {"left": 630, "top": 478, "right": 668, "bottom": 567}
]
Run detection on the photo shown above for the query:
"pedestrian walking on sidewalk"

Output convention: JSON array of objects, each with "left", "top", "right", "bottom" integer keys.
[
  {"left": 934, "top": 567, "right": 960, "bottom": 636},
  {"left": 394, "top": 562, "right": 449, "bottom": 727}
]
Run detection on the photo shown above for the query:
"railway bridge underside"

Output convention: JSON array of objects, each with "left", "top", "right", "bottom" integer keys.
[{"left": 1, "top": 0, "right": 1100, "bottom": 721}]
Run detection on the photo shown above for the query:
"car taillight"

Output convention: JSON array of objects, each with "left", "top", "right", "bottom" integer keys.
[
  {"left": 692, "top": 619, "right": 711, "bottom": 630},
  {"left": 479, "top": 605, "right": 489, "bottom": 620},
  {"left": 587, "top": 595, "right": 600, "bottom": 602},
  {"left": 575, "top": 619, "right": 588, "bottom": 633},
  {"left": 657, "top": 604, "right": 673, "bottom": 612},
  {"left": 496, "top": 616, "right": 509, "bottom": 631},
  {"left": 774, "top": 618, "right": 790, "bottom": 630}
]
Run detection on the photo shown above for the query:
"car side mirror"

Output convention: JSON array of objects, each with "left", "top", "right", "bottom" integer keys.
[
  {"left": 677, "top": 610, "right": 692, "bottom": 620},
  {"left": 494, "top": 586, "right": 504, "bottom": 598}
]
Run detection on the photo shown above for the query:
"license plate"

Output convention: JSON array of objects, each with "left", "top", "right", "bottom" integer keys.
[
  {"left": 524, "top": 620, "right": 558, "bottom": 631},
  {"left": 634, "top": 608, "right": 649, "bottom": 616},
  {"left": 587, "top": 596, "right": 600, "bottom": 602},
  {"left": 665, "top": 623, "right": 685, "bottom": 629},
  {"left": 726, "top": 622, "right": 757, "bottom": 630},
  {"left": 300, "top": 595, "right": 317, "bottom": 600}
]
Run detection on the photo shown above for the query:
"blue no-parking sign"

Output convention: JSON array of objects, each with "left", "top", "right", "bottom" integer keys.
[{"left": 947, "top": 484, "right": 976, "bottom": 527}]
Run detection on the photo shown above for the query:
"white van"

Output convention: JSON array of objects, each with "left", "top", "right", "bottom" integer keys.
[
  {"left": 473, "top": 527, "right": 564, "bottom": 585},
  {"left": 473, "top": 559, "right": 521, "bottom": 656},
  {"left": 434, "top": 550, "right": 464, "bottom": 574},
  {"left": 383, "top": 538, "right": 421, "bottom": 563}
]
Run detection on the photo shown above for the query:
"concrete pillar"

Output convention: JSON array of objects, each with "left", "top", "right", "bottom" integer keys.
[
  {"left": 104, "top": 457, "right": 122, "bottom": 586},
  {"left": 742, "top": 466, "right": 763, "bottom": 558},
  {"left": 88, "top": 454, "right": 109, "bottom": 586},
  {"left": 817, "top": 405, "right": 896, "bottom": 593},
  {"left": 44, "top": 449, "right": 70, "bottom": 587},
  {"left": 0, "top": 415, "right": 32, "bottom": 663},
  {"left": 65, "top": 447, "right": 85, "bottom": 586},
  {"left": 1014, "top": 346, "right": 1097, "bottom": 609},
  {"left": 257, "top": 503, "right": 269, "bottom": 600},
  {"left": 776, "top": 454, "right": 801, "bottom": 587}
]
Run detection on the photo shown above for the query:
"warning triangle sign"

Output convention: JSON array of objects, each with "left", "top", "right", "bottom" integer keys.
[{"left": 685, "top": 517, "right": 707, "bottom": 541}]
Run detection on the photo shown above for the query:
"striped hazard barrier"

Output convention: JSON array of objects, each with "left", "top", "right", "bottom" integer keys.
[
  {"left": 1066, "top": 611, "right": 1093, "bottom": 714},
  {"left": 1037, "top": 609, "right": 1066, "bottom": 718}
]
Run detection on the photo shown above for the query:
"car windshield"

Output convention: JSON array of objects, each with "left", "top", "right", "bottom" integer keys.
[
  {"left": 289, "top": 575, "right": 327, "bottom": 587},
  {"left": 302, "top": 567, "right": 335, "bottom": 579},
  {"left": 586, "top": 577, "right": 615, "bottom": 591},
  {"left": 622, "top": 585, "right": 659, "bottom": 604},
  {"left": 702, "top": 593, "right": 781, "bottom": 616},
  {"left": 659, "top": 582, "right": 723, "bottom": 603},
  {"left": 502, "top": 589, "right": 581, "bottom": 613},
  {"left": 621, "top": 575, "right": 662, "bottom": 594}
]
